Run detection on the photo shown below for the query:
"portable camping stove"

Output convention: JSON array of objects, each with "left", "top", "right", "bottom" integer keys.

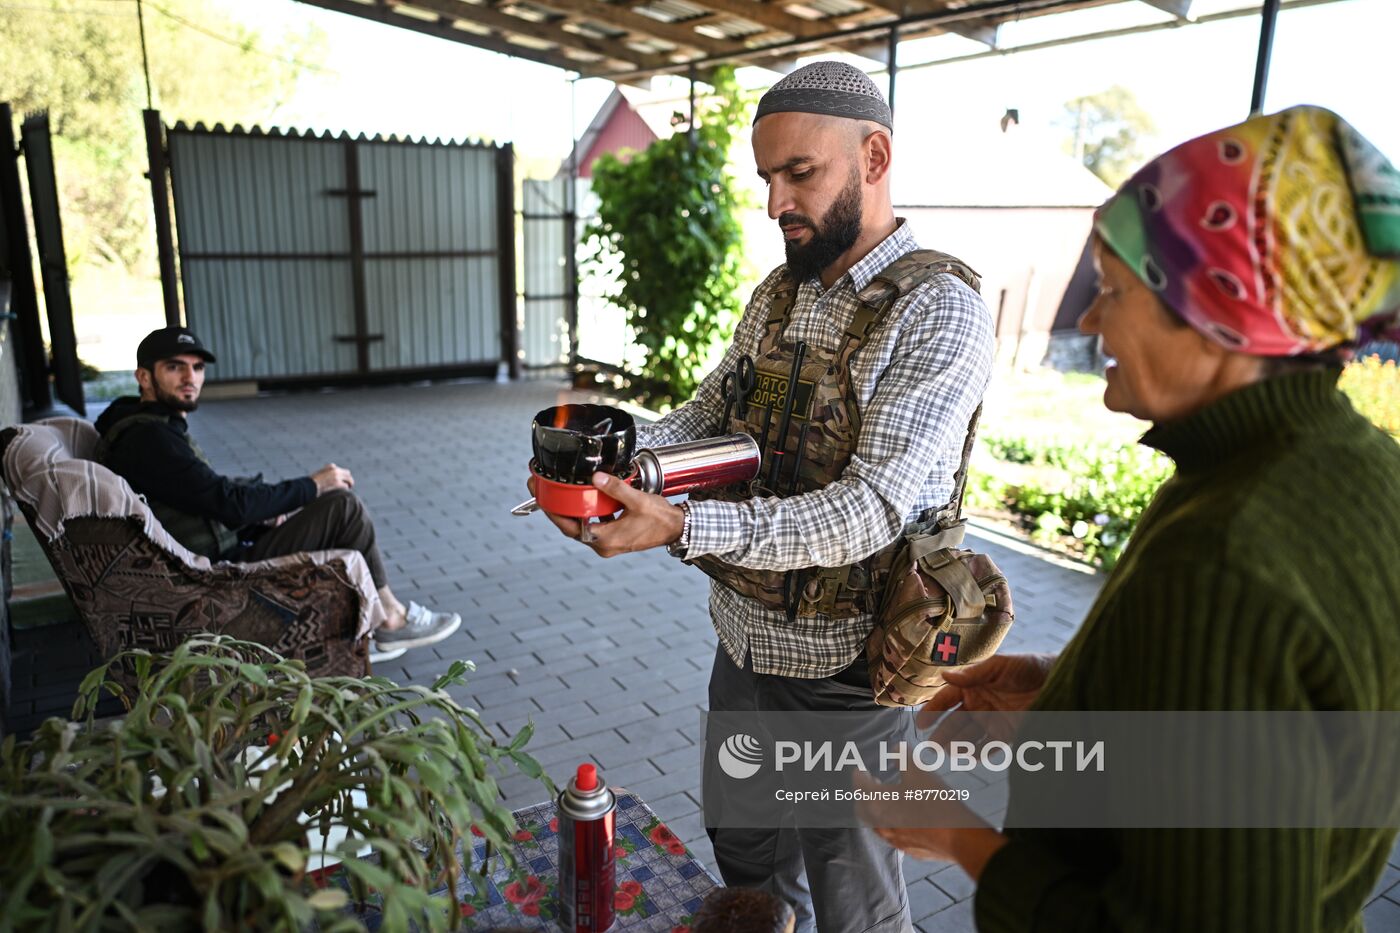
[{"left": 528, "top": 460, "right": 640, "bottom": 518}]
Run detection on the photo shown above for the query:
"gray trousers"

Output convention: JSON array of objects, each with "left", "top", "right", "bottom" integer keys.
[
  {"left": 238, "top": 489, "right": 390, "bottom": 588},
  {"left": 703, "top": 646, "right": 915, "bottom": 933}
]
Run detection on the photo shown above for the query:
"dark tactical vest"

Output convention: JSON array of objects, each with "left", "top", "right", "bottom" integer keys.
[
  {"left": 95, "top": 412, "right": 239, "bottom": 560},
  {"left": 689, "top": 248, "right": 981, "bottom": 619}
]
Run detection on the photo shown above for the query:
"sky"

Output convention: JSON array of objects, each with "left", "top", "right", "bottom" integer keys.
[{"left": 198, "top": 0, "right": 1399, "bottom": 174}]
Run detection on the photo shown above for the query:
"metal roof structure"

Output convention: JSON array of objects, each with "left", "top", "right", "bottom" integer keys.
[{"left": 291, "top": 0, "right": 1216, "bottom": 83}]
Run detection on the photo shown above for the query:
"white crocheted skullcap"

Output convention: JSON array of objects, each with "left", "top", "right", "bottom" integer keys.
[{"left": 754, "top": 61, "right": 892, "bottom": 131}]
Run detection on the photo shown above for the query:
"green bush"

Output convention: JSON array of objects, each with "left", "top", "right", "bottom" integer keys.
[
  {"left": 1341, "top": 355, "right": 1400, "bottom": 437},
  {"left": 972, "top": 355, "right": 1399, "bottom": 571},
  {"left": 971, "top": 437, "right": 1173, "bottom": 570},
  {"left": 584, "top": 68, "right": 752, "bottom": 409}
]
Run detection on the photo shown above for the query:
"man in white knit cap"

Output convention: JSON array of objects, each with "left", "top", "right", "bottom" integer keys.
[{"left": 538, "top": 61, "right": 995, "bottom": 932}]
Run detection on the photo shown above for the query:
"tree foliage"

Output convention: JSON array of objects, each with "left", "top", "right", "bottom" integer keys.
[
  {"left": 0, "top": 0, "right": 326, "bottom": 273},
  {"left": 1061, "top": 85, "right": 1157, "bottom": 189},
  {"left": 583, "top": 67, "right": 752, "bottom": 409}
]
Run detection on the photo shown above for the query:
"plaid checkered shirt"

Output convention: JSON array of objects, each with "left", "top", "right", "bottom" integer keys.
[{"left": 637, "top": 220, "right": 994, "bottom": 679}]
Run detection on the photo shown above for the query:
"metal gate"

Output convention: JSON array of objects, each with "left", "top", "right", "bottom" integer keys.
[
  {"left": 520, "top": 175, "right": 625, "bottom": 372},
  {"left": 521, "top": 176, "right": 573, "bottom": 369},
  {"left": 163, "top": 122, "right": 517, "bottom": 385}
]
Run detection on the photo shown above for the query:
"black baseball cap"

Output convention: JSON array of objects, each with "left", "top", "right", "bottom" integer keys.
[{"left": 136, "top": 326, "right": 217, "bottom": 369}]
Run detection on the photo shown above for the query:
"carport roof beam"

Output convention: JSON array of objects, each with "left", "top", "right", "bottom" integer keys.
[
  {"left": 298, "top": 0, "right": 604, "bottom": 71},
  {"left": 681, "top": 0, "right": 831, "bottom": 37},
  {"left": 531, "top": 0, "right": 737, "bottom": 55},
  {"left": 605, "top": 0, "right": 1337, "bottom": 84},
  {"left": 859, "top": 0, "right": 1000, "bottom": 46},
  {"left": 300, "top": 0, "right": 1338, "bottom": 87},
  {"left": 381, "top": 0, "right": 679, "bottom": 71},
  {"left": 589, "top": 0, "right": 1123, "bottom": 81}
]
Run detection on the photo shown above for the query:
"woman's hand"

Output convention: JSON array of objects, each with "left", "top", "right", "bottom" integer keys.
[
  {"left": 854, "top": 769, "right": 1008, "bottom": 880},
  {"left": 918, "top": 653, "right": 1057, "bottom": 746}
]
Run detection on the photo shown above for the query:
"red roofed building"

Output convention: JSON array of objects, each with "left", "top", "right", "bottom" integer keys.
[{"left": 565, "top": 88, "right": 678, "bottom": 178}]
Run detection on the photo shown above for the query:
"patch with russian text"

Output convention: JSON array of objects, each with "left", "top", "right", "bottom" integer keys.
[{"left": 749, "top": 370, "right": 815, "bottom": 420}]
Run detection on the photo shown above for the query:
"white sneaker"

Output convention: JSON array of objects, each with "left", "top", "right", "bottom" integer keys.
[
  {"left": 374, "top": 602, "right": 463, "bottom": 652},
  {"left": 369, "top": 645, "right": 407, "bottom": 664}
]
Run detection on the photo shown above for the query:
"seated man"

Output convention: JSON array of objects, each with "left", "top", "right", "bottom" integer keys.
[{"left": 94, "top": 326, "right": 461, "bottom": 661}]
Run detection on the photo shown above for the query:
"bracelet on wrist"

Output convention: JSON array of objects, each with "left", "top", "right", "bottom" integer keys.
[{"left": 667, "top": 501, "right": 692, "bottom": 558}]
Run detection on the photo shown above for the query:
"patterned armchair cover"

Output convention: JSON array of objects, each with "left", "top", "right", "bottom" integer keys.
[{"left": 0, "top": 418, "right": 376, "bottom": 680}]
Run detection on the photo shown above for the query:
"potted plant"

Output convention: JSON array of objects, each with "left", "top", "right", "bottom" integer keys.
[{"left": 0, "top": 636, "right": 552, "bottom": 930}]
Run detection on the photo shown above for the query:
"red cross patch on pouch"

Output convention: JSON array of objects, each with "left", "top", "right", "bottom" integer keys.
[{"left": 932, "top": 631, "right": 961, "bottom": 665}]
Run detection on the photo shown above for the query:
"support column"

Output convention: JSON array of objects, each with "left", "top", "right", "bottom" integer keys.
[
  {"left": 688, "top": 64, "right": 698, "bottom": 150},
  {"left": 887, "top": 26, "right": 899, "bottom": 117},
  {"left": 497, "top": 142, "right": 520, "bottom": 380},
  {"left": 1249, "top": 0, "right": 1281, "bottom": 116},
  {"left": 0, "top": 103, "right": 49, "bottom": 414},
  {"left": 143, "top": 110, "right": 181, "bottom": 326},
  {"left": 566, "top": 81, "right": 580, "bottom": 370}
]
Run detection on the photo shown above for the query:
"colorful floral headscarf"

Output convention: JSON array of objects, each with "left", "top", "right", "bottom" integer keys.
[{"left": 1094, "top": 106, "right": 1400, "bottom": 356}]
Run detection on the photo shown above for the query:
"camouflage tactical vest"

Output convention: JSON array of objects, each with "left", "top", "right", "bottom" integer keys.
[
  {"left": 95, "top": 412, "right": 239, "bottom": 560},
  {"left": 689, "top": 249, "right": 981, "bottom": 619}
]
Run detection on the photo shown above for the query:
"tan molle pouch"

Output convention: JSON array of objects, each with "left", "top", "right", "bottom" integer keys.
[{"left": 867, "top": 525, "right": 1015, "bottom": 708}]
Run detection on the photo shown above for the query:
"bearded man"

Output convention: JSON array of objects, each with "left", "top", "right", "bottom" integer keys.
[{"left": 533, "top": 62, "right": 994, "bottom": 931}]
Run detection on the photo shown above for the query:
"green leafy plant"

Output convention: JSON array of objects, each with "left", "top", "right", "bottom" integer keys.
[
  {"left": 583, "top": 67, "right": 752, "bottom": 409},
  {"left": 0, "top": 636, "right": 552, "bottom": 931},
  {"left": 971, "top": 436, "right": 1173, "bottom": 570},
  {"left": 1341, "top": 354, "right": 1400, "bottom": 438}
]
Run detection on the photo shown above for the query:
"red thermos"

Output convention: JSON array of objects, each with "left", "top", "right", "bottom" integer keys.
[{"left": 557, "top": 763, "right": 617, "bottom": 932}]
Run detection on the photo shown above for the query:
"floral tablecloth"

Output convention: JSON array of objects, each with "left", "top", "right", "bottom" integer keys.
[{"left": 330, "top": 792, "right": 720, "bottom": 931}]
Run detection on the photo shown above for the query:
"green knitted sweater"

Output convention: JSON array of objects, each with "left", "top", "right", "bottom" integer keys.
[{"left": 976, "top": 370, "right": 1400, "bottom": 932}]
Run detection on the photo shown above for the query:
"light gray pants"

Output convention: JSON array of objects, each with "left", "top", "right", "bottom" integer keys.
[{"left": 703, "top": 647, "right": 916, "bottom": 933}]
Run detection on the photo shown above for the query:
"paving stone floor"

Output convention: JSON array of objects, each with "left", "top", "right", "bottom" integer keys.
[{"left": 184, "top": 377, "right": 1400, "bottom": 932}]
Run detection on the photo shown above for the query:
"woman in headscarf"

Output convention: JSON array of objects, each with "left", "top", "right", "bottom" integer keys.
[{"left": 866, "top": 105, "right": 1400, "bottom": 930}]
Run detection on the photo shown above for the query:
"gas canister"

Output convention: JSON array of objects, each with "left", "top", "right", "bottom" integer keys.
[{"left": 557, "top": 763, "right": 617, "bottom": 932}]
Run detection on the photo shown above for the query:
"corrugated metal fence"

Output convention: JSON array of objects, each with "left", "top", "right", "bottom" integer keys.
[
  {"left": 166, "top": 123, "right": 517, "bottom": 384},
  {"left": 520, "top": 176, "right": 638, "bottom": 373},
  {"left": 521, "top": 176, "right": 571, "bottom": 369}
]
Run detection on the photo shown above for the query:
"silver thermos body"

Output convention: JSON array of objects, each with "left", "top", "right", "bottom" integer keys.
[{"left": 634, "top": 433, "right": 761, "bottom": 496}]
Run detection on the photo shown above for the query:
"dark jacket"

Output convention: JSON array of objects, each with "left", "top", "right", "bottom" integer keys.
[{"left": 94, "top": 397, "right": 317, "bottom": 538}]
